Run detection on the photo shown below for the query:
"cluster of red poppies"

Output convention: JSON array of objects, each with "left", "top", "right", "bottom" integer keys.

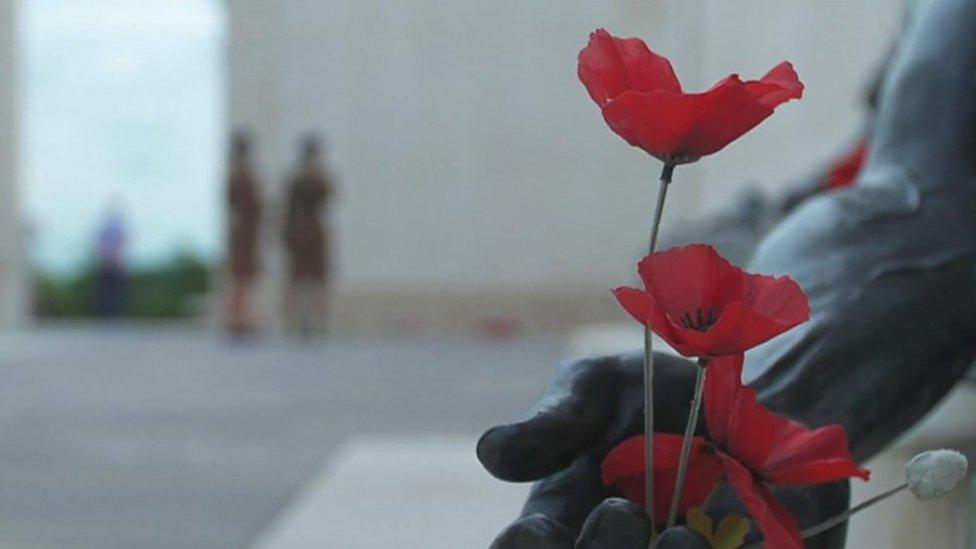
[{"left": 577, "top": 29, "right": 870, "bottom": 548}]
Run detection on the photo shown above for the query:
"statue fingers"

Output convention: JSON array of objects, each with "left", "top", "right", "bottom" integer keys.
[
  {"left": 479, "top": 351, "right": 700, "bottom": 482},
  {"left": 517, "top": 454, "right": 608, "bottom": 537},
  {"left": 575, "top": 498, "right": 654, "bottom": 549},
  {"left": 478, "top": 357, "right": 625, "bottom": 482},
  {"left": 655, "top": 526, "right": 712, "bottom": 549},
  {"left": 489, "top": 515, "right": 575, "bottom": 549}
]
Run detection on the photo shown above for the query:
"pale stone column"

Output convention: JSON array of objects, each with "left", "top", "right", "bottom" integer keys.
[
  {"left": 220, "top": 1, "right": 903, "bottom": 337},
  {"left": 0, "top": 0, "right": 26, "bottom": 329}
]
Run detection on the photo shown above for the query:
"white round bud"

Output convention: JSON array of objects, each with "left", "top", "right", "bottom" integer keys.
[{"left": 906, "top": 449, "right": 969, "bottom": 501}]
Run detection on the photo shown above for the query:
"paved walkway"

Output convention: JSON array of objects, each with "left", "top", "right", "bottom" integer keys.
[{"left": 0, "top": 325, "right": 560, "bottom": 548}]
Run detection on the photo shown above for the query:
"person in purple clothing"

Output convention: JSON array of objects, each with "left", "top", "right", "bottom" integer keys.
[{"left": 94, "top": 202, "right": 127, "bottom": 317}]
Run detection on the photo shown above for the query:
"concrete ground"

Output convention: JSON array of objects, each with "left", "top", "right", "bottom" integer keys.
[
  {"left": 0, "top": 325, "right": 562, "bottom": 548},
  {"left": 251, "top": 434, "right": 531, "bottom": 549}
]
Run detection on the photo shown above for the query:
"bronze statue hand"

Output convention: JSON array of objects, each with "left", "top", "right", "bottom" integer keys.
[
  {"left": 490, "top": 499, "right": 710, "bottom": 549},
  {"left": 477, "top": 352, "right": 695, "bottom": 540},
  {"left": 479, "top": 353, "right": 849, "bottom": 548}
]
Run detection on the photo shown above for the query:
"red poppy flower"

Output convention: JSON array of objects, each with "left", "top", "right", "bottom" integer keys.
[
  {"left": 602, "top": 433, "right": 723, "bottom": 526},
  {"left": 824, "top": 139, "right": 869, "bottom": 190},
  {"left": 704, "top": 354, "right": 870, "bottom": 548},
  {"left": 612, "top": 244, "right": 810, "bottom": 358},
  {"left": 603, "top": 356, "right": 869, "bottom": 547},
  {"left": 578, "top": 29, "right": 803, "bottom": 164}
]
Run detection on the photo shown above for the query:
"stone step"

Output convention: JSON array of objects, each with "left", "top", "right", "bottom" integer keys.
[{"left": 251, "top": 435, "right": 530, "bottom": 549}]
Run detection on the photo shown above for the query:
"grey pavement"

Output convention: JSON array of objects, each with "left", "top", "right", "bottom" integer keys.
[{"left": 0, "top": 325, "right": 562, "bottom": 549}]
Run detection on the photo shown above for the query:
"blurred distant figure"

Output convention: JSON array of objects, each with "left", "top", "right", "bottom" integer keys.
[
  {"left": 283, "top": 135, "right": 335, "bottom": 339},
  {"left": 226, "top": 131, "right": 262, "bottom": 336},
  {"left": 95, "top": 202, "right": 127, "bottom": 317}
]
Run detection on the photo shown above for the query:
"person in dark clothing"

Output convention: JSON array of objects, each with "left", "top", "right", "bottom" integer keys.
[
  {"left": 283, "top": 135, "right": 335, "bottom": 338},
  {"left": 226, "top": 131, "right": 262, "bottom": 336}
]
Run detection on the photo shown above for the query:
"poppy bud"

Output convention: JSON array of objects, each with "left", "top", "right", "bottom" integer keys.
[{"left": 906, "top": 449, "right": 969, "bottom": 500}]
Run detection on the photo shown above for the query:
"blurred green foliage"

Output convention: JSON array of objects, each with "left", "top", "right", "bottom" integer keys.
[{"left": 35, "top": 253, "right": 212, "bottom": 319}]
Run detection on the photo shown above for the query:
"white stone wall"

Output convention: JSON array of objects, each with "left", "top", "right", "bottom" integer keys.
[
  {"left": 0, "top": 0, "right": 26, "bottom": 328},
  {"left": 226, "top": 1, "right": 901, "bottom": 334}
]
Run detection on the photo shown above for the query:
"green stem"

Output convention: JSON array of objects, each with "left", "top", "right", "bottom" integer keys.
[
  {"left": 648, "top": 164, "right": 674, "bottom": 252},
  {"left": 744, "top": 484, "right": 908, "bottom": 548},
  {"left": 667, "top": 358, "right": 708, "bottom": 528},
  {"left": 644, "top": 163, "right": 674, "bottom": 537},
  {"left": 800, "top": 484, "right": 908, "bottom": 539}
]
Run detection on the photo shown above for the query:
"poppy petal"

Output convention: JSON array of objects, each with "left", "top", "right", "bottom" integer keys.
[
  {"left": 671, "top": 271, "right": 808, "bottom": 357},
  {"left": 721, "top": 455, "right": 804, "bottom": 549},
  {"left": 580, "top": 31, "right": 802, "bottom": 162},
  {"left": 612, "top": 286, "right": 685, "bottom": 353},
  {"left": 668, "top": 304, "right": 750, "bottom": 357},
  {"left": 611, "top": 286, "right": 656, "bottom": 325},
  {"left": 682, "top": 300, "right": 802, "bottom": 356},
  {"left": 703, "top": 353, "right": 780, "bottom": 472},
  {"left": 720, "top": 360, "right": 779, "bottom": 472},
  {"left": 703, "top": 354, "right": 744, "bottom": 447},
  {"left": 743, "top": 274, "right": 810, "bottom": 331},
  {"left": 578, "top": 29, "right": 681, "bottom": 106},
  {"left": 825, "top": 140, "right": 870, "bottom": 190},
  {"left": 679, "top": 76, "right": 776, "bottom": 158},
  {"left": 603, "top": 434, "right": 723, "bottom": 525},
  {"left": 601, "top": 89, "right": 695, "bottom": 160},
  {"left": 704, "top": 351, "right": 870, "bottom": 486},
  {"left": 638, "top": 244, "right": 744, "bottom": 320},
  {"left": 768, "top": 458, "right": 871, "bottom": 486},
  {"left": 745, "top": 61, "right": 804, "bottom": 109},
  {"left": 644, "top": 311, "right": 695, "bottom": 356},
  {"left": 617, "top": 245, "right": 809, "bottom": 357},
  {"left": 601, "top": 82, "right": 774, "bottom": 161},
  {"left": 603, "top": 435, "right": 653, "bottom": 486},
  {"left": 764, "top": 424, "right": 870, "bottom": 485}
]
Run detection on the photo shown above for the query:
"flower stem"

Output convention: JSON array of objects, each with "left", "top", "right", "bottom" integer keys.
[
  {"left": 800, "top": 483, "right": 908, "bottom": 540},
  {"left": 644, "top": 163, "right": 674, "bottom": 535},
  {"left": 743, "top": 484, "right": 908, "bottom": 548},
  {"left": 649, "top": 164, "right": 674, "bottom": 253},
  {"left": 667, "top": 357, "right": 708, "bottom": 528}
]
